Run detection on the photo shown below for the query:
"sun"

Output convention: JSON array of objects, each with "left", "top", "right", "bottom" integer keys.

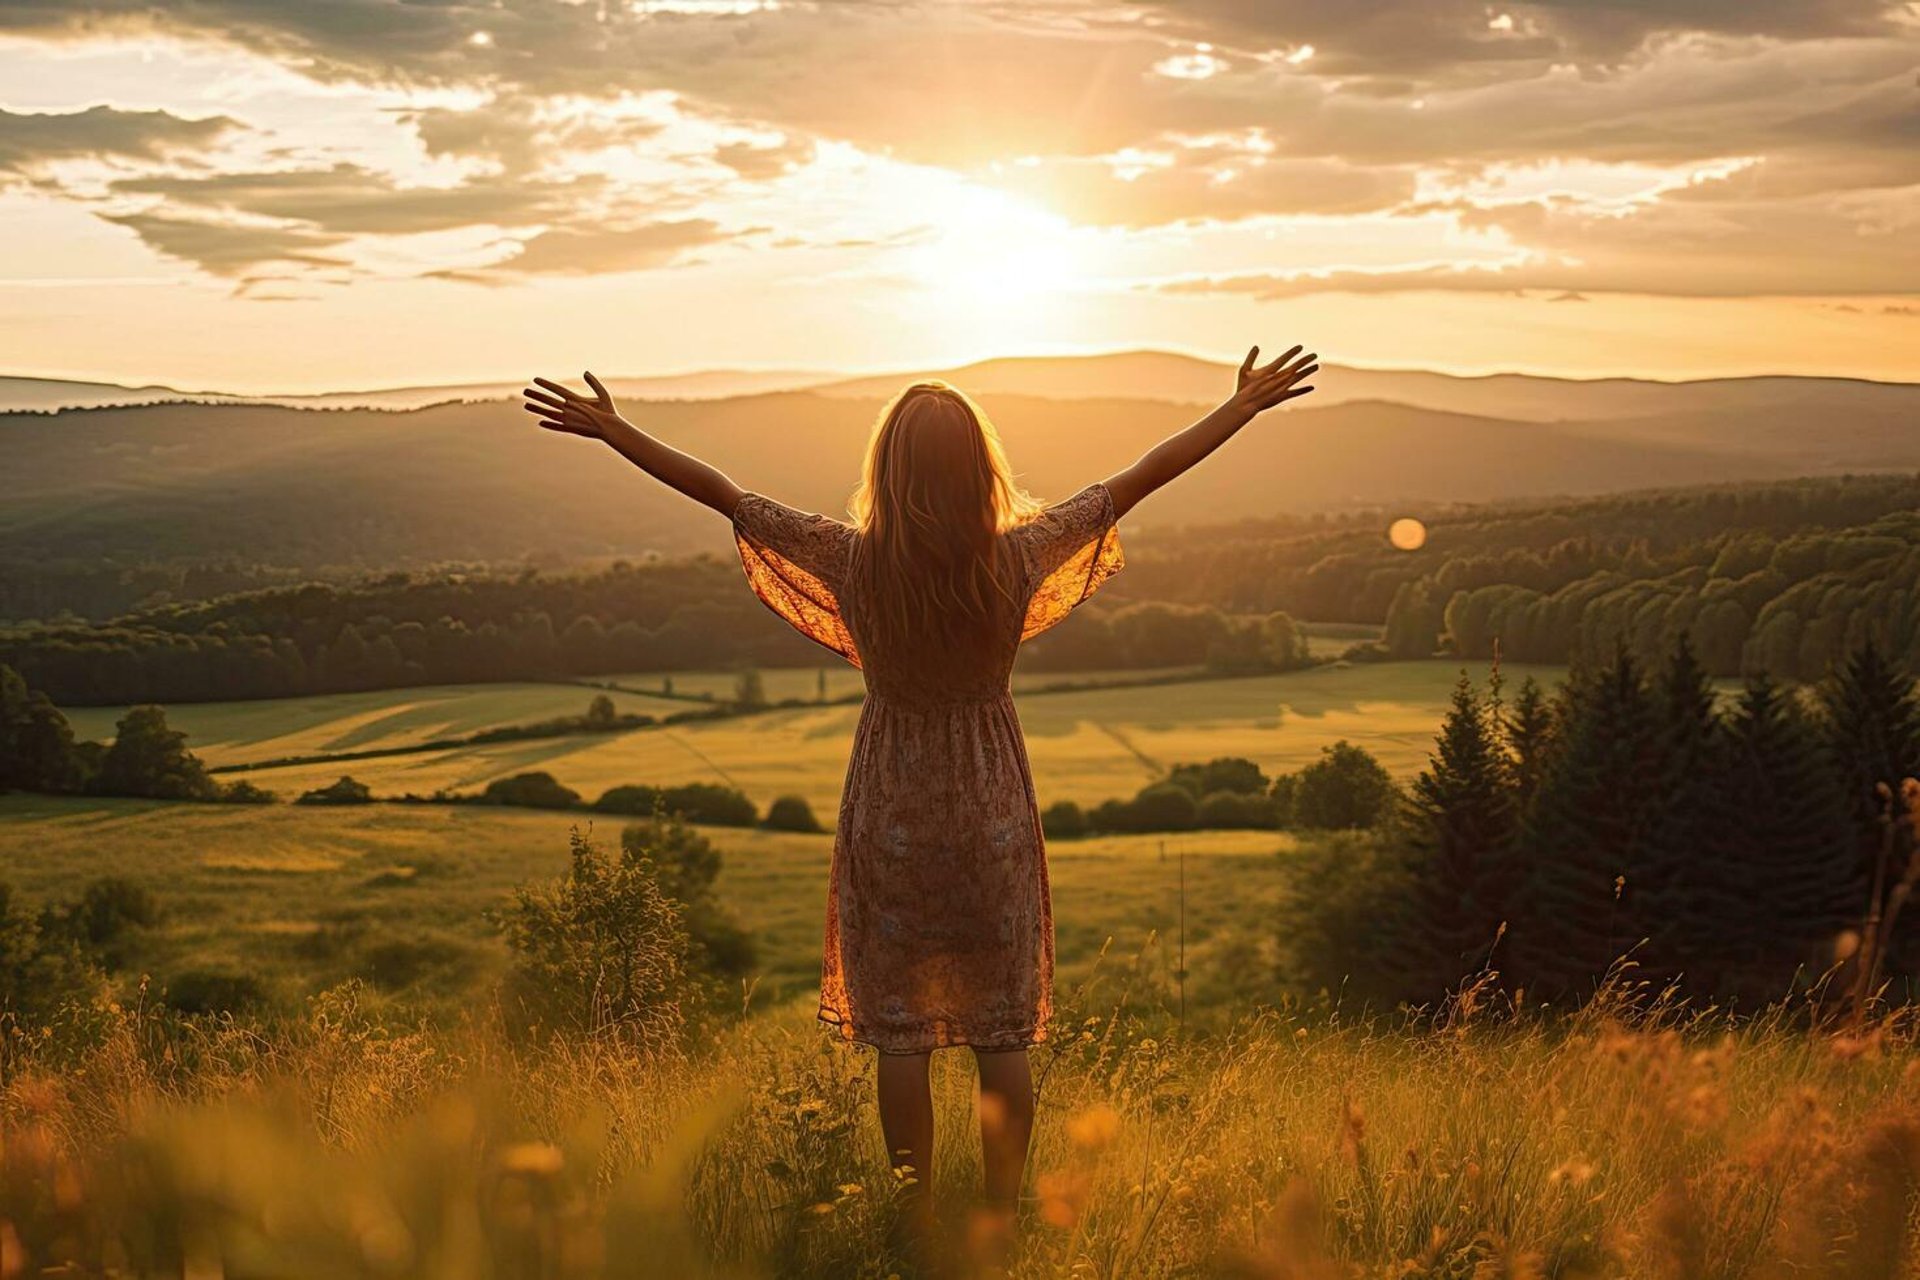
[{"left": 902, "top": 187, "right": 1088, "bottom": 314}]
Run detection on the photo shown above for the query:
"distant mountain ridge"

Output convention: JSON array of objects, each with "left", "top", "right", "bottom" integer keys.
[
  {"left": 4, "top": 373, "right": 1915, "bottom": 575},
  {"left": 8, "top": 349, "right": 1914, "bottom": 421}
]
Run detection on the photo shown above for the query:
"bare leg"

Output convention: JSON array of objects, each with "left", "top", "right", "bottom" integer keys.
[
  {"left": 972, "top": 1047, "right": 1035, "bottom": 1210},
  {"left": 876, "top": 1051, "right": 935, "bottom": 1239}
]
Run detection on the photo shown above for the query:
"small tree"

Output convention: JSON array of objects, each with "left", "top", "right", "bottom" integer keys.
[
  {"left": 733, "top": 669, "right": 768, "bottom": 711},
  {"left": 95, "top": 705, "right": 217, "bottom": 800},
  {"left": 480, "top": 771, "right": 582, "bottom": 810},
  {"left": 762, "top": 794, "right": 824, "bottom": 833},
  {"left": 586, "top": 693, "right": 618, "bottom": 728},
  {"left": 493, "top": 827, "right": 690, "bottom": 1051},
  {"left": 1041, "top": 800, "right": 1089, "bottom": 840},
  {"left": 1286, "top": 742, "right": 1398, "bottom": 831},
  {"left": 1166, "top": 757, "right": 1268, "bottom": 798}
]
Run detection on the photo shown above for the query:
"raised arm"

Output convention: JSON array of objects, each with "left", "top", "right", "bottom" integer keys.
[
  {"left": 1100, "top": 344, "right": 1318, "bottom": 520},
  {"left": 522, "top": 371, "right": 745, "bottom": 517}
]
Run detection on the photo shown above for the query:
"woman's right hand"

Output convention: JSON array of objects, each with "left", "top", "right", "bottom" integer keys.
[
  {"left": 1231, "top": 345, "right": 1319, "bottom": 416},
  {"left": 523, "top": 371, "right": 625, "bottom": 440}
]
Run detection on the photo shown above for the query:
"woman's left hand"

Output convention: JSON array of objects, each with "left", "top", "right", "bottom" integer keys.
[{"left": 523, "top": 371, "right": 624, "bottom": 439}]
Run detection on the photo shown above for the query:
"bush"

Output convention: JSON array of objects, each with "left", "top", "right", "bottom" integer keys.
[
  {"left": 1167, "top": 757, "right": 1269, "bottom": 798},
  {"left": 1273, "top": 832, "right": 1421, "bottom": 1009},
  {"left": 0, "top": 883, "right": 104, "bottom": 1027},
  {"left": 1197, "top": 789, "right": 1278, "bottom": 829},
  {"left": 492, "top": 827, "right": 690, "bottom": 1050},
  {"left": 297, "top": 776, "right": 374, "bottom": 805},
  {"left": 52, "top": 877, "right": 160, "bottom": 959},
  {"left": 620, "top": 818, "right": 758, "bottom": 1004},
  {"left": 480, "top": 771, "right": 582, "bottom": 810},
  {"left": 1041, "top": 799, "right": 1090, "bottom": 839},
  {"left": 1115, "top": 783, "right": 1199, "bottom": 832},
  {"left": 165, "top": 968, "right": 271, "bottom": 1016},
  {"left": 1281, "top": 741, "right": 1399, "bottom": 831},
  {"left": 355, "top": 933, "right": 485, "bottom": 994},
  {"left": 762, "top": 794, "right": 823, "bottom": 833},
  {"left": 220, "top": 779, "right": 278, "bottom": 804},
  {"left": 593, "top": 782, "right": 757, "bottom": 826}
]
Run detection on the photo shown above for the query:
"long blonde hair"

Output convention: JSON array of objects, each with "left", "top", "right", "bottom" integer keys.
[{"left": 848, "top": 382, "right": 1040, "bottom": 651}]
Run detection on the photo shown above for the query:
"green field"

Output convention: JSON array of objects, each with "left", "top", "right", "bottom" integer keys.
[
  {"left": 0, "top": 795, "right": 1288, "bottom": 1018},
  {"left": 58, "top": 659, "right": 1562, "bottom": 812}
]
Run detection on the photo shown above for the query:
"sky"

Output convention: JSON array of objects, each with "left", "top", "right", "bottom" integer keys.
[{"left": 0, "top": 0, "right": 1914, "bottom": 392}]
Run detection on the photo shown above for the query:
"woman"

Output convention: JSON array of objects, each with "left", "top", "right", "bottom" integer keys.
[{"left": 521, "top": 345, "right": 1317, "bottom": 1246}]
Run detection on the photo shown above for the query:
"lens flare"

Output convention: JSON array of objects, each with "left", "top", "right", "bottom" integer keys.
[{"left": 1388, "top": 517, "right": 1427, "bottom": 551}]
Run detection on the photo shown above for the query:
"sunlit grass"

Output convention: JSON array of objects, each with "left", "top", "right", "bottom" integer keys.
[{"left": 6, "top": 977, "right": 1919, "bottom": 1278}]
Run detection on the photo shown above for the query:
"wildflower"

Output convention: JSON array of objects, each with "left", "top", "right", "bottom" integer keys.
[
  {"left": 1067, "top": 1104, "right": 1121, "bottom": 1150},
  {"left": 497, "top": 1142, "right": 564, "bottom": 1176}
]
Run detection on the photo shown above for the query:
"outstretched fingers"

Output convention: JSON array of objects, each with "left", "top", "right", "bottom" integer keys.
[{"left": 582, "top": 370, "right": 611, "bottom": 404}]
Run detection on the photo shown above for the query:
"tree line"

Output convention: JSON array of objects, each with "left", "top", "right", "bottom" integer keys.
[
  {"left": 1286, "top": 638, "right": 1920, "bottom": 1010},
  {"left": 0, "top": 556, "right": 1314, "bottom": 704}
]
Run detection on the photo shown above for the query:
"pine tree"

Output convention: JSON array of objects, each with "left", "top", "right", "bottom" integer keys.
[
  {"left": 1823, "top": 642, "right": 1920, "bottom": 867},
  {"left": 1694, "top": 675, "right": 1857, "bottom": 1005},
  {"left": 1510, "top": 647, "right": 1667, "bottom": 1001},
  {"left": 1505, "top": 676, "right": 1557, "bottom": 809},
  {"left": 1399, "top": 673, "right": 1521, "bottom": 998},
  {"left": 1644, "top": 633, "right": 1723, "bottom": 989}
]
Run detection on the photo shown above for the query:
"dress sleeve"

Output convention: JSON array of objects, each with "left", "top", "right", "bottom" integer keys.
[
  {"left": 732, "top": 493, "right": 860, "bottom": 667},
  {"left": 1013, "top": 482, "right": 1124, "bottom": 642}
]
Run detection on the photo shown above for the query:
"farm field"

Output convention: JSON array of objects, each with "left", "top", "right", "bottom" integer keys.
[
  {"left": 57, "top": 659, "right": 1568, "bottom": 811},
  {"left": 0, "top": 795, "right": 1289, "bottom": 1019}
]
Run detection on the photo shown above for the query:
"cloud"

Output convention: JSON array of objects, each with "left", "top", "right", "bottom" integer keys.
[
  {"left": 110, "top": 164, "right": 606, "bottom": 236},
  {"left": 5, "top": 0, "right": 1916, "bottom": 299},
  {"left": 0, "top": 104, "right": 241, "bottom": 175},
  {"left": 400, "top": 98, "right": 666, "bottom": 176},
  {"left": 441, "top": 218, "right": 730, "bottom": 281},
  {"left": 712, "top": 137, "right": 816, "bottom": 180},
  {"left": 96, "top": 210, "right": 349, "bottom": 277}
]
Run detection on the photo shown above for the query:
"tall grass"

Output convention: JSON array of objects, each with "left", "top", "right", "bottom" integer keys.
[{"left": 5, "top": 962, "right": 1920, "bottom": 1278}]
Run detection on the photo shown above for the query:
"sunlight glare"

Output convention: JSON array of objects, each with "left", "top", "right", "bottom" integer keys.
[
  {"left": 902, "top": 188, "right": 1088, "bottom": 319},
  {"left": 1389, "top": 518, "right": 1428, "bottom": 551}
]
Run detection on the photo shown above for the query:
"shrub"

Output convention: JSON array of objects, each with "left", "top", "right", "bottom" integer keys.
[
  {"left": 1041, "top": 799, "right": 1090, "bottom": 839},
  {"left": 479, "top": 771, "right": 582, "bottom": 810},
  {"left": 0, "top": 883, "right": 103, "bottom": 1027},
  {"left": 1119, "top": 783, "right": 1200, "bottom": 832},
  {"left": 593, "top": 782, "right": 757, "bottom": 826},
  {"left": 165, "top": 968, "right": 271, "bottom": 1016},
  {"left": 620, "top": 818, "right": 758, "bottom": 1005},
  {"left": 297, "top": 776, "right": 374, "bottom": 805},
  {"left": 51, "top": 876, "right": 161, "bottom": 960},
  {"left": 355, "top": 933, "right": 485, "bottom": 994},
  {"left": 1167, "top": 757, "right": 1269, "bottom": 798},
  {"left": 762, "top": 794, "right": 823, "bottom": 833},
  {"left": 1273, "top": 832, "right": 1420, "bottom": 1008},
  {"left": 1197, "top": 788, "right": 1278, "bottom": 829},
  {"left": 492, "top": 827, "right": 690, "bottom": 1050},
  {"left": 220, "top": 779, "right": 278, "bottom": 804}
]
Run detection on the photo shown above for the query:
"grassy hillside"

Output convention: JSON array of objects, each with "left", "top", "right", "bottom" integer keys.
[
  {"left": 0, "top": 795, "right": 1286, "bottom": 1018},
  {"left": 59, "top": 660, "right": 1563, "bottom": 810}
]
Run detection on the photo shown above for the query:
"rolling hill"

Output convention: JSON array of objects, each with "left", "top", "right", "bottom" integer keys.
[
  {"left": 12, "top": 350, "right": 1915, "bottom": 423},
  {"left": 7, "top": 376, "right": 1912, "bottom": 572}
]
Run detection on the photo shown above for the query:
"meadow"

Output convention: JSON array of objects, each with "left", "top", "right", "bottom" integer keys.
[
  {"left": 58, "top": 659, "right": 1560, "bottom": 814},
  {"left": 0, "top": 796, "right": 1286, "bottom": 1021},
  {"left": 8, "top": 950, "right": 1920, "bottom": 1279}
]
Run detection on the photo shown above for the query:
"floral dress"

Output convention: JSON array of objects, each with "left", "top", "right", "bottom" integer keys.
[{"left": 732, "top": 483, "right": 1123, "bottom": 1053}]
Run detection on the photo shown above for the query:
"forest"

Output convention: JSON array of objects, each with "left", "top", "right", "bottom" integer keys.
[{"left": 2, "top": 473, "right": 1914, "bottom": 704}]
